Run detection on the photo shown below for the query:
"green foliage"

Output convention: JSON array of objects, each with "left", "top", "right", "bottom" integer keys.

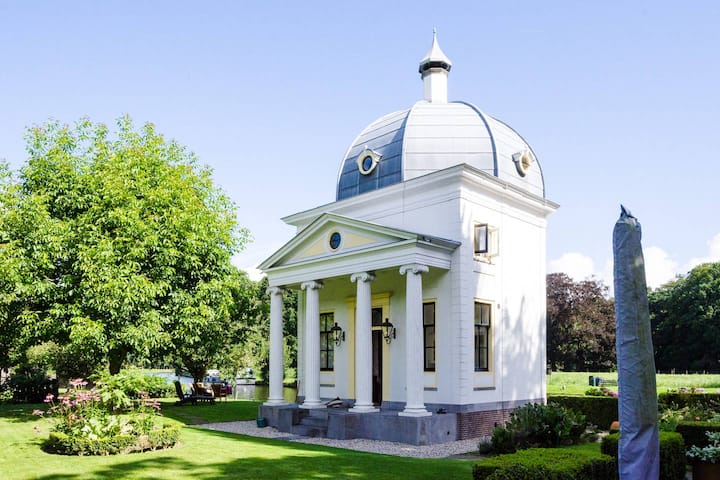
[
  {"left": 491, "top": 426, "right": 516, "bottom": 454},
  {"left": 490, "top": 403, "right": 586, "bottom": 453},
  {"left": 658, "top": 392, "right": 720, "bottom": 412},
  {"left": 477, "top": 437, "right": 494, "bottom": 454},
  {"left": 224, "top": 276, "right": 299, "bottom": 384},
  {"left": 687, "top": 431, "right": 720, "bottom": 463},
  {"left": 676, "top": 421, "right": 720, "bottom": 449},
  {"left": 548, "top": 395, "right": 618, "bottom": 430},
  {"left": 93, "top": 369, "right": 172, "bottom": 412},
  {"left": 35, "top": 378, "right": 177, "bottom": 455},
  {"left": 473, "top": 443, "right": 617, "bottom": 480},
  {"left": 601, "top": 431, "right": 686, "bottom": 480},
  {"left": 546, "top": 273, "right": 615, "bottom": 371},
  {"left": 7, "top": 372, "right": 58, "bottom": 403},
  {"left": 650, "top": 262, "right": 720, "bottom": 371},
  {"left": 0, "top": 117, "right": 249, "bottom": 377}
]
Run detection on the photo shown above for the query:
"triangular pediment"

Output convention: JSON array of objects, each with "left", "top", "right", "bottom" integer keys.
[{"left": 260, "top": 214, "right": 430, "bottom": 270}]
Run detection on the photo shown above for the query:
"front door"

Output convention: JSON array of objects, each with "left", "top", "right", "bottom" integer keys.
[{"left": 371, "top": 307, "right": 383, "bottom": 405}]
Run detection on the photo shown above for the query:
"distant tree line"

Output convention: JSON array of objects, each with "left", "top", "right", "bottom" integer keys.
[{"left": 546, "top": 261, "right": 720, "bottom": 373}]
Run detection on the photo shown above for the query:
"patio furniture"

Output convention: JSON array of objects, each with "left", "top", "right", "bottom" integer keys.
[
  {"left": 211, "top": 382, "right": 228, "bottom": 401},
  {"left": 174, "top": 380, "right": 197, "bottom": 406}
]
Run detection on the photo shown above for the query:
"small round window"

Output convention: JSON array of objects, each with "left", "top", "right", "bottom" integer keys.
[
  {"left": 512, "top": 150, "right": 535, "bottom": 177},
  {"left": 329, "top": 231, "right": 342, "bottom": 250},
  {"left": 356, "top": 147, "right": 382, "bottom": 175}
]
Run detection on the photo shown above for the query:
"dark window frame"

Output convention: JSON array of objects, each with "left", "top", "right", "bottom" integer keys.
[
  {"left": 423, "top": 302, "right": 436, "bottom": 372},
  {"left": 320, "top": 312, "right": 335, "bottom": 371},
  {"left": 474, "top": 301, "right": 491, "bottom": 372}
]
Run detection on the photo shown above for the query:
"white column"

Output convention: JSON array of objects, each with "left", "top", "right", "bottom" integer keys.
[
  {"left": 349, "top": 271, "right": 378, "bottom": 413},
  {"left": 399, "top": 263, "right": 431, "bottom": 417},
  {"left": 300, "top": 280, "right": 324, "bottom": 409},
  {"left": 264, "top": 286, "right": 287, "bottom": 406}
]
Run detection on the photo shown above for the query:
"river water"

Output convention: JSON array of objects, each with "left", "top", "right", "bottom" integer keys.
[{"left": 154, "top": 371, "right": 298, "bottom": 402}]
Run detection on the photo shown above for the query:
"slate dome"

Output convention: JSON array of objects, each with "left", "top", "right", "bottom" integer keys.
[{"left": 336, "top": 34, "right": 545, "bottom": 201}]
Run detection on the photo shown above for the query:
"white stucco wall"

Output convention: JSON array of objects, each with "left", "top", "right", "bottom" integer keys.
[{"left": 285, "top": 164, "right": 555, "bottom": 409}]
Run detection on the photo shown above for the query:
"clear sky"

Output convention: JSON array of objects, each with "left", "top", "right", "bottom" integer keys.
[{"left": 1, "top": 1, "right": 718, "bottom": 290}]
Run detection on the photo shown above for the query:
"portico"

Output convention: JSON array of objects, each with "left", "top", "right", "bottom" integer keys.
[{"left": 260, "top": 213, "right": 459, "bottom": 417}]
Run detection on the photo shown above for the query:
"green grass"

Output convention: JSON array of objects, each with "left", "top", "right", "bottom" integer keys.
[
  {"left": 0, "top": 401, "right": 473, "bottom": 480},
  {"left": 547, "top": 371, "right": 720, "bottom": 395}
]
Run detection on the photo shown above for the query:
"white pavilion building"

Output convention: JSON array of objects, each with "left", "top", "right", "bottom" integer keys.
[{"left": 259, "top": 34, "right": 558, "bottom": 444}]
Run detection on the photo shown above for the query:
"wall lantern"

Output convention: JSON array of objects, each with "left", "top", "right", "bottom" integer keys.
[
  {"left": 330, "top": 322, "right": 345, "bottom": 346},
  {"left": 381, "top": 318, "right": 396, "bottom": 344}
]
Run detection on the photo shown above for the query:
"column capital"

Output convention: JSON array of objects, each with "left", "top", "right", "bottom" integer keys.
[
  {"left": 400, "top": 263, "right": 429, "bottom": 276},
  {"left": 350, "top": 272, "right": 376, "bottom": 283},
  {"left": 267, "top": 286, "right": 285, "bottom": 296},
  {"left": 300, "top": 280, "right": 323, "bottom": 291}
]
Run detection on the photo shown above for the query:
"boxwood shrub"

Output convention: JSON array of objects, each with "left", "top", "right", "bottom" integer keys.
[
  {"left": 44, "top": 424, "right": 180, "bottom": 456},
  {"left": 472, "top": 444, "right": 617, "bottom": 480},
  {"left": 657, "top": 392, "right": 720, "bottom": 411},
  {"left": 676, "top": 421, "right": 720, "bottom": 449},
  {"left": 548, "top": 395, "right": 618, "bottom": 430},
  {"left": 600, "top": 431, "right": 685, "bottom": 480}
]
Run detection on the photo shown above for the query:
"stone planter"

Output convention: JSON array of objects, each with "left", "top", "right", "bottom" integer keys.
[{"left": 693, "top": 461, "right": 720, "bottom": 480}]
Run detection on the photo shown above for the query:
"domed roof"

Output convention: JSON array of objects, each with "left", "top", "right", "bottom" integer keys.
[{"left": 336, "top": 35, "right": 545, "bottom": 201}]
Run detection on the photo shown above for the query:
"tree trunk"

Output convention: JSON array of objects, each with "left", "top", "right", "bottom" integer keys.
[{"left": 108, "top": 348, "right": 126, "bottom": 375}]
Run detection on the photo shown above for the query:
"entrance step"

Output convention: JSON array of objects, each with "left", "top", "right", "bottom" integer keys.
[{"left": 292, "top": 408, "right": 328, "bottom": 438}]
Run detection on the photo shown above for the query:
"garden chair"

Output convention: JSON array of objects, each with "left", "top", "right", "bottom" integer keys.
[
  {"left": 211, "top": 383, "right": 228, "bottom": 401},
  {"left": 191, "top": 382, "right": 216, "bottom": 404},
  {"left": 174, "top": 380, "right": 197, "bottom": 406}
]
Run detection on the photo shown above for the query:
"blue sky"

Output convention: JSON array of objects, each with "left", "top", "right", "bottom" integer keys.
[{"left": 1, "top": 1, "right": 718, "bottom": 289}]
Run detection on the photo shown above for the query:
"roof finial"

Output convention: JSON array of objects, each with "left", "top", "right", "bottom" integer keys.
[{"left": 418, "top": 30, "right": 452, "bottom": 103}]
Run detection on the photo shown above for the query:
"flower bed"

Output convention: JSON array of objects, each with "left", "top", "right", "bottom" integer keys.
[{"left": 34, "top": 378, "right": 180, "bottom": 455}]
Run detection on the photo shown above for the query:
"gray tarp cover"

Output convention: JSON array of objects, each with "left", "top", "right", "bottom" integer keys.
[{"left": 613, "top": 206, "right": 659, "bottom": 479}]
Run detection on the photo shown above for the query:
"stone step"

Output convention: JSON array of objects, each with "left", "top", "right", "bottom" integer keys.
[
  {"left": 291, "top": 423, "right": 328, "bottom": 438},
  {"left": 299, "top": 416, "right": 328, "bottom": 427}
]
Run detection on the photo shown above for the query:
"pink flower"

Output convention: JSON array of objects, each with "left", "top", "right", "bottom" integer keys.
[
  {"left": 32, "top": 409, "right": 45, "bottom": 416},
  {"left": 44, "top": 393, "right": 54, "bottom": 403},
  {"left": 696, "top": 417, "right": 701, "bottom": 421}
]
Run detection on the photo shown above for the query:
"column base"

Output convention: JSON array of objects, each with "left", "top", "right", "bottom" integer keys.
[
  {"left": 263, "top": 399, "right": 288, "bottom": 406},
  {"left": 349, "top": 405, "right": 379, "bottom": 413},
  {"left": 399, "top": 408, "right": 432, "bottom": 417},
  {"left": 299, "top": 400, "right": 325, "bottom": 409}
]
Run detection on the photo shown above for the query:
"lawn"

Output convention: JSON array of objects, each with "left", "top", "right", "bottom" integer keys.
[
  {"left": 547, "top": 371, "right": 720, "bottom": 395},
  {"left": 0, "top": 400, "right": 473, "bottom": 480}
]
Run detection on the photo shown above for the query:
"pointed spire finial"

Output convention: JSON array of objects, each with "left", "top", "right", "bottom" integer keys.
[{"left": 419, "top": 30, "right": 452, "bottom": 103}]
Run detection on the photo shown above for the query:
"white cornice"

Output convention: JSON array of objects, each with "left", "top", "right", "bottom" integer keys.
[{"left": 283, "top": 164, "right": 558, "bottom": 228}]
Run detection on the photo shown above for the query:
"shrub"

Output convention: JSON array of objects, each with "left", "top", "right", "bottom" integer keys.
[
  {"left": 676, "top": 421, "right": 720, "bottom": 449},
  {"left": 34, "top": 378, "right": 178, "bottom": 456},
  {"left": 658, "top": 392, "right": 720, "bottom": 412},
  {"left": 8, "top": 372, "right": 58, "bottom": 403},
  {"left": 494, "top": 402, "right": 586, "bottom": 451},
  {"left": 601, "top": 431, "right": 685, "bottom": 480},
  {"left": 473, "top": 444, "right": 616, "bottom": 480},
  {"left": 687, "top": 431, "right": 720, "bottom": 464},
  {"left": 93, "top": 369, "right": 173, "bottom": 412},
  {"left": 491, "top": 426, "right": 516, "bottom": 454},
  {"left": 549, "top": 395, "right": 617, "bottom": 430}
]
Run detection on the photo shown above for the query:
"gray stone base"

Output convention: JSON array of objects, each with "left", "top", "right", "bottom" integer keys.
[
  {"left": 259, "top": 404, "right": 456, "bottom": 445},
  {"left": 258, "top": 398, "right": 541, "bottom": 445}
]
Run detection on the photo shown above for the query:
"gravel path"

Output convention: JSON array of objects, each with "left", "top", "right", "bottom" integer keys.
[{"left": 197, "top": 420, "right": 481, "bottom": 458}]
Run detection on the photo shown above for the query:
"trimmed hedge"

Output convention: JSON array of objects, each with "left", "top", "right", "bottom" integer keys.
[
  {"left": 44, "top": 424, "right": 181, "bottom": 456},
  {"left": 548, "top": 395, "right": 618, "bottom": 430},
  {"left": 473, "top": 444, "right": 617, "bottom": 480},
  {"left": 657, "top": 392, "right": 720, "bottom": 411},
  {"left": 600, "top": 431, "right": 685, "bottom": 480},
  {"left": 676, "top": 421, "right": 720, "bottom": 449}
]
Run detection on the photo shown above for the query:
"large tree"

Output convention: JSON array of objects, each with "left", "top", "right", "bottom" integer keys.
[
  {"left": 546, "top": 273, "right": 616, "bottom": 371},
  {"left": 0, "top": 117, "right": 249, "bottom": 377},
  {"left": 651, "top": 262, "right": 720, "bottom": 372}
]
